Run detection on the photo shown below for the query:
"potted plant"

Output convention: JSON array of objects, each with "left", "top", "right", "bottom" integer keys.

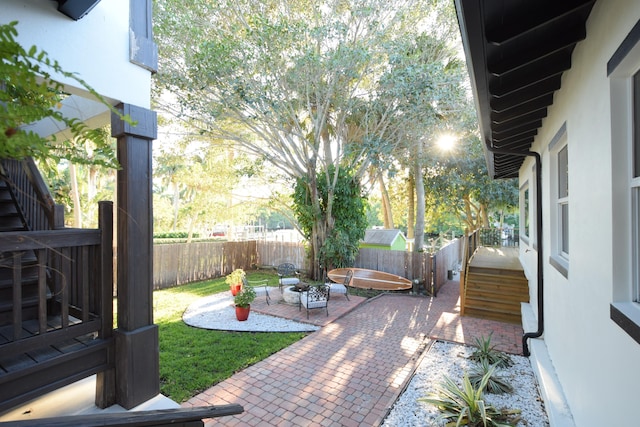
[
  {"left": 226, "top": 269, "right": 246, "bottom": 296},
  {"left": 233, "top": 285, "right": 256, "bottom": 321}
]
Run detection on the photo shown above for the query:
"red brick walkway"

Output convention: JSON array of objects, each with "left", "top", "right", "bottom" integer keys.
[{"left": 182, "top": 279, "right": 524, "bottom": 426}]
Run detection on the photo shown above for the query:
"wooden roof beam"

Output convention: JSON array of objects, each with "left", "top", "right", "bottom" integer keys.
[{"left": 485, "top": 0, "right": 595, "bottom": 46}]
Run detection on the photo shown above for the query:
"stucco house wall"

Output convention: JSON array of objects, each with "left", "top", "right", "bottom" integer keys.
[
  {"left": 519, "top": 1, "right": 640, "bottom": 425},
  {"left": 4, "top": 0, "right": 151, "bottom": 109}
]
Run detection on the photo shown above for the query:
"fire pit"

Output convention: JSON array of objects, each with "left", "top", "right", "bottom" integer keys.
[
  {"left": 282, "top": 283, "right": 309, "bottom": 305},
  {"left": 293, "top": 282, "right": 309, "bottom": 292}
]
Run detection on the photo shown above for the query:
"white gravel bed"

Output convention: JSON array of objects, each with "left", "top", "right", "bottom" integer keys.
[
  {"left": 182, "top": 293, "right": 320, "bottom": 332},
  {"left": 382, "top": 340, "right": 549, "bottom": 427}
]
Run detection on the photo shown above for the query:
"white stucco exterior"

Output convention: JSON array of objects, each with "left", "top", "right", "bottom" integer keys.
[
  {"left": 519, "top": 1, "right": 640, "bottom": 425},
  {"left": 2, "top": 0, "right": 151, "bottom": 109}
]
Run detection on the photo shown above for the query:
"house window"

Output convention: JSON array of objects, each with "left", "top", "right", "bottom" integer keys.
[
  {"left": 559, "top": 147, "right": 569, "bottom": 253},
  {"left": 608, "top": 20, "right": 640, "bottom": 345},
  {"left": 549, "top": 124, "right": 569, "bottom": 277},
  {"left": 521, "top": 183, "right": 530, "bottom": 244},
  {"left": 633, "top": 70, "right": 640, "bottom": 301}
]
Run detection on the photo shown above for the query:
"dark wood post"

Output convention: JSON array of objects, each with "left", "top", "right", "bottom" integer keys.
[
  {"left": 111, "top": 103, "right": 159, "bottom": 409},
  {"left": 96, "top": 201, "right": 115, "bottom": 408}
]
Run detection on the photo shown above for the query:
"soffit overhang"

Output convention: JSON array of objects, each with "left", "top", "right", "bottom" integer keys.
[{"left": 455, "top": 0, "right": 596, "bottom": 178}]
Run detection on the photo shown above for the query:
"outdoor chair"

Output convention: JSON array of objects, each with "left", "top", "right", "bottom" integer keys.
[
  {"left": 325, "top": 268, "right": 352, "bottom": 301},
  {"left": 299, "top": 284, "right": 330, "bottom": 319},
  {"left": 277, "top": 263, "right": 300, "bottom": 293},
  {"left": 243, "top": 277, "right": 271, "bottom": 305}
]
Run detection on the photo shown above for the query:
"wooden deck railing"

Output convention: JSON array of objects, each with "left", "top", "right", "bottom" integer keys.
[
  {"left": 459, "top": 227, "right": 520, "bottom": 315},
  {"left": 0, "top": 202, "right": 114, "bottom": 413},
  {"left": 477, "top": 227, "right": 519, "bottom": 248},
  {"left": 459, "top": 229, "right": 478, "bottom": 314}
]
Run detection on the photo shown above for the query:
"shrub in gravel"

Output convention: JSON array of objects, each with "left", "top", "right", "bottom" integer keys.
[
  {"left": 469, "top": 358, "right": 513, "bottom": 394},
  {"left": 469, "top": 333, "right": 513, "bottom": 368},
  {"left": 419, "top": 369, "right": 521, "bottom": 427}
]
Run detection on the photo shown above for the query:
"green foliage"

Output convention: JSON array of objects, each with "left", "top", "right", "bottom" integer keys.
[
  {"left": 225, "top": 268, "right": 246, "bottom": 286},
  {"left": 293, "top": 166, "right": 368, "bottom": 269},
  {"left": 320, "top": 228, "right": 358, "bottom": 269},
  {"left": 426, "top": 132, "right": 519, "bottom": 229},
  {"left": 154, "top": 231, "right": 201, "bottom": 239},
  {"left": 256, "top": 208, "right": 295, "bottom": 231},
  {"left": 469, "top": 358, "right": 514, "bottom": 394},
  {"left": 469, "top": 334, "right": 513, "bottom": 369},
  {"left": 0, "top": 21, "right": 129, "bottom": 168},
  {"left": 419, "top": 371, "right": 520, "bottom": 427},
  {"left": 154, "top": 272, "right": 305, "bottom": 402},
  {"left": 233, "top": 285, "right": 256, "bottom": 308},
  {"left": 153, "top": 0, "right": 464, "bottom": 272},
  {"left": 152, "top": 142, "right": 245, "bottom": 234}
]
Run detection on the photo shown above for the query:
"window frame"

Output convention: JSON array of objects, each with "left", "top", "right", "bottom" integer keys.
[
  {"left": 520, "top": 181, "right": 530, "bottom": 245},
  {"left": 549, "top": 123, "right": 569, "bottom": 277},
  {"left": 608, "top": 19, "right": 640, "bottom": 345}
]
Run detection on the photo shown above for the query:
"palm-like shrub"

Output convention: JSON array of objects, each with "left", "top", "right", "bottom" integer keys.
[
  {"left": 469, "top": 359, "right": 513, "bottom": 394},
  {"left": 419, "top": 371, "right": 520, "bottom": 427},
  {"left": 469, "top": 333, "right": 513, "bottom": 368}
]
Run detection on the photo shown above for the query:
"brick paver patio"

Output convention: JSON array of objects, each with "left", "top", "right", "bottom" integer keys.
[{"left": 182, "top": 278, "right": 524, "bottom": 426}]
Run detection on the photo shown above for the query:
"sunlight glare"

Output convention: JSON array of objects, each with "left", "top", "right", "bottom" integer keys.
[{"left": 436, "top": 133, "right": 457, "bottom": 151}]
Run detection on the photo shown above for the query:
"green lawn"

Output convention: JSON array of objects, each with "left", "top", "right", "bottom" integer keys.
[{"left": 154, "top": 271, "right": 307, "bottom": 403}]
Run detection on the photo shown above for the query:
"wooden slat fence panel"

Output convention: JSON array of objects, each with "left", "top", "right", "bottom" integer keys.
[
  {"left": 153, "top": 241, "right": 257, "bottom": 290},
  {"left": 153, "top": 239, "right": 462, "bottom": 294},
  {"left": 355, "top": 248, "right": 413, "bottom": 277},
  {"left": 255, "top": 241, "right": 309, "bottom": 272},
  {"left": 432, "top": 239, "right": 461, "bottom": 294},
  {"left": 354, "top": 249, "right": 429, "bottom": 286}
]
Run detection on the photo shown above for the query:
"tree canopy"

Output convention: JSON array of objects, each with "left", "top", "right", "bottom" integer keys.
[
  {"left": 424, "top": 122, "right": 519, "bottom": 232},
  {"left": 153, "top": 0, "right": 477, "bottom": 275}
]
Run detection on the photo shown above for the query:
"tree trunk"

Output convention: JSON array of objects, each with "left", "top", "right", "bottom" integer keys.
[
  {"left": 309, "top": 170, "right": 322, "bottom": 281},
  {"left": 378, "top": 174, "right": 394, "bottom": 228},
  {"left": 414, "top": 165, "right": 425, "bottom": 251},
  {"left": 407, "top": 175, "right": 415, "bottom": 242},
  {"left": 88, "top": 166, "right": 97, "bottom": 201},
  {"left": 171, "top": 181, "right": 179, "bottom": 231},
  {"left": 69, "top": 162, "right": 82, "bottom": 228},
  {"left": 480, "top": 202, "right": 490, "bottom": 227},
  {"left": 462, "top": 194, "right": 483, "bottom": 230},
  {"left": 186, "top": 215, "right": 195, "bottom": 243},
  {"left": 414, "top": 140, "right": 425, "bottom": 251}
]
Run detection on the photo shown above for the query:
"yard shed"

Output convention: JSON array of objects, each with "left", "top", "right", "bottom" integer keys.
[{"left": 360, "top": 229, "right": 407, "bottom": 251}]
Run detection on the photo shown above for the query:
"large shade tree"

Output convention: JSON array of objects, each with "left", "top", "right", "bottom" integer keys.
[
  {"left": 375, "top": 0, "right": 467, "bottom": 252},
  {"left": 294, "top": 165, "right": 368, "bottom": 272},
  {"left": 427, "top": 130, "right": 519, "bottom": 231},
  {"left": 153, "top": 0, "right": 457, "bottom": 277}
]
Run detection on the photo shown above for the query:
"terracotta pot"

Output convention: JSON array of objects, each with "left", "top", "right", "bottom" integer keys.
[
  {"left": 235, "top": 305, "right": 250, "bottom": 321},
  {"left": 230, "top": 283, "right": 242, "bottom": 296}
]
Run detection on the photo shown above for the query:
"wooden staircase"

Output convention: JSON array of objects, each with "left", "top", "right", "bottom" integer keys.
[
  {"left": 462, "top": 247, "right": 529, "bottom": 324},
  {"left": 0, "top": 177, "right": 46, "bottom": 327},
  {"left": 0, "top": 159, "right": 118, "bottom": 413}
]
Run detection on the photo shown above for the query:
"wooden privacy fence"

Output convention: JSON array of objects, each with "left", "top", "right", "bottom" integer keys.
[
  {"left": 256, "top": 241, "right": 309, "bottom": 271},
  {"left": 152, "top": 238, "right": 461, "bottom": 294},
  {"left": 153, "top": 241, "right": 257, "bottom": 289},
  {"left": 355, "top": 239, "right": 461, "bottom": 295},
  {"left": 431, "top": 238, "right": 463, "bottom": 292}
]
